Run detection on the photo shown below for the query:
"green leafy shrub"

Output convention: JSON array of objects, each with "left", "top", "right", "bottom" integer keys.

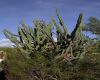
[{"left": 0, "top": 48, "right": 100, "bottom": 80}]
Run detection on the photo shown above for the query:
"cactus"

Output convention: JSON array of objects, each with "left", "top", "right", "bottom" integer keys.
[
  {"left": 54, "top": 13, "right": 86, "bottom": 62},
  {"left": 4, "top": 11, "right": 86, "bottom": 64}
]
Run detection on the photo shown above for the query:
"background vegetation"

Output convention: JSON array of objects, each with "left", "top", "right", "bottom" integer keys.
[{"left": 0, "top": 47, "right": 100, "bottom": 80}]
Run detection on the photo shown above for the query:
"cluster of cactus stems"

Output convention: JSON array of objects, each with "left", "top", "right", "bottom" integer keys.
[{"left": 4, "top": 11, "right": 86, "bottom": 64}]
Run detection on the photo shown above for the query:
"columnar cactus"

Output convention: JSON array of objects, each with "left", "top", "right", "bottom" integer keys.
[{"left": 4, "top": 11, "right": 86, "bottom": 64}]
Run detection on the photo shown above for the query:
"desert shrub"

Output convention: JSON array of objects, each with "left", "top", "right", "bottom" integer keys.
[{"left": 0, "top": 48, "right": 100, "bottom": 80}]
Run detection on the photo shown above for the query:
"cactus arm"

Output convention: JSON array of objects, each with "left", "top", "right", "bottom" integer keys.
[
  {"left": 56, "top": 10, "right": 68, "bottom": 35},
  {"left": 71, "top": 13, "right": 83, "bottom": 40},
  {"left": 18, "top": 26, "right": 33, "bottom": 50}
]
